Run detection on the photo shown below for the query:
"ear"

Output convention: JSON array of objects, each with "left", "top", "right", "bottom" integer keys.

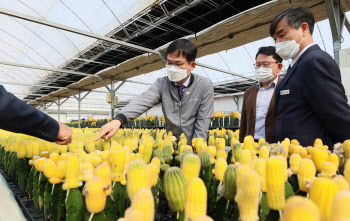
[
  {"left": 301, "top": 22, "right": 309, "bottom": 34},
  {"left": 190, "top": 61, "right": 196, "bottom": 71},
  {"left": 277, "top": 63, "right": 283, "bottom": 72}
]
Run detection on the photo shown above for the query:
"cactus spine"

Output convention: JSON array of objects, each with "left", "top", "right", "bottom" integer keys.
[
  {"left": 266, "top": 156, "right": 285, "bottom": 210},
  {"left": 164, "top": 167, "right": 186, "bottom": 212}
]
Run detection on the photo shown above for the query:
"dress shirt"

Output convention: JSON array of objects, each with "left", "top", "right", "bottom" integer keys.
[{"left": 254, "top": 77, "right": 278, "bottom": 140}]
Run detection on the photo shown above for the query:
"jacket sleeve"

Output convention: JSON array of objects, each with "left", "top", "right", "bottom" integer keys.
[
  {"left": 193, "top": 80, "right": 214, "bottom": 140},
  {"left": 0, "top": 86, "right": 59, "bottom": 142},
  {"left": 115, "top": 80, "right": 161, "bottom": 125},
  {"left": 239, "top": 92, "right": 248, "bottom": 143},
  {"left": 302, "top": 54, "right": 350, "bottom": 143}
]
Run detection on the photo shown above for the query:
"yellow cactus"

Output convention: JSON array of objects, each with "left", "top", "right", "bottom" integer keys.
[
  {"left": 49, "top": 152, "right": 60, "bottom": 164},
  {"left": 214, "top": 157, "right": 227, "bottom": 182},
  {"left": 300, "top": 148, "right": 308, "bottom": 158},
  {"left": 216, "top": 150, "right": 227, "bottom": 160},
  {"left": 281, "top": 196, "right": 321, "bottom": 221},
  {"left": 309, "top": 178, "right": 339, "bottom": 220},
  {"left": 311, "top": 149, "right": 328, "bottom": 172},
  {"left": 83, "top": 176, "right": 109, "bottom": 214},
  {"left": 180, "top": 145, "right": 192, "bottom": 155},
  {"left": 241, "top": 149, "right": 252, "bottom": 165},
  {"left": 259, "top": 146, "right": 269, "bottom": 159},
  {"left": 327, "top": 154, "right": 339, "bottom": 170},
  {"left": 127, "top": 160, "right": 149, "bottom": 200},
  {"left": 314, "top": 138, "right": 323, "bottom": 147},
  {"left": 208, "top": 146, "right": 216, "bottom": 159},
  {"left": 291, "top": 139, "right": 299, "bottom": 145},
  {"left": 17, "top": 142, "right": 26, "bottom": 159},
  {"left": 344, "top": 140, "right": 350, "bottom": 159},
  {"left": 243, "top": 136, "right": 253, "bottom": 152},
  {"left": 34, "top": 157, "right": 46, "bottom": 172},
  {"left": 298, "top": 159, "right": 316, "bottom": 192},
  {"left": 185, "top": 178, "right": 207, "bottom": 220},
  {"left": 43, "top": 159, "right": 56, "bottom": 179},
  {"left": 94, "top": 162, "right": 112, "bottom": 195},
  {"left": 130, "top": 188, "right": 155, "bottom": 221},
  {"left": 249, "top": 159, "right": 257, "bottom": 170},
  {"left": 235, "top": 170, "right": 260, "bottom": 221},
  {"left": 258, "top": 138, "right": 265, "bottom": 146},
  {"left": 236, "top": 165, "right": 251, "bottom": 192},
  {"left": 182, "top": 154, "right": 201, "bottom": 186},
  {"left": 63, "top": 156, "right": 81, "bottom": 190},
  {"left": 329, "top": 191, "right": 350, "bottom": 221},
  {"left": 146, "top": 163, "right": 159, "bottom": 187},
  {"left": 80, "top": 162, "right": 94, "bottom": 182},
  {"left": 194, "top": 215, "right": 214, "bottom": 221},
  {"left": 56, "top": 160, "right": 67, "bottom": 180},
  {"left": 291, "top": 145, "right": 303, "bottom": 155},
  {"left": 151, "top": 157, "right": 160, "bottom": 173},
  {"left": 319, "top": 161, "right": 337, "bottom": 178},
  {"left": 111, "top": 151, "right": 126, "bottom": 182},
  {"left": 25, "top": 142, "right": 34, "bottom": 158},
  {"left": 344, "top": 159, "right": 350, "bottom": 184},
  {"left": 266, "top": 156, "right": 285, "bottom": 210},
  {"left": 290, "top": 154, "right": 302, "bottom": 174},
  {"left": 255, "top": 159, "right": 266, "bottom": 192},
  {"left": 40, "top": 151, "right": 49, "bottom": 158},
  {"left": 333, "top": 175, "right": 349, "bottom": 191}
]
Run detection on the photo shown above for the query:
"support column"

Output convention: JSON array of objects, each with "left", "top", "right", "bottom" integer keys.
[
  {"left": 67, "top": 88, "right": 90, "bottom": 128},
  {"left": 325, "top": 0, "right": 347, "bottom": 66},
  {"left": 78, "top": 91, "right": 81, "bottom": 128},
  {"left": 97, "top": 77, "right": 125, "bottom": 119},
  {"left": 48, "top": 96, "right": 69, "bottom": 123}
]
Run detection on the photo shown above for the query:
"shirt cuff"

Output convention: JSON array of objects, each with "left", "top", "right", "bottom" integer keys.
[{"left": 113, "top": 113, "right": 127, "bottom": 126}]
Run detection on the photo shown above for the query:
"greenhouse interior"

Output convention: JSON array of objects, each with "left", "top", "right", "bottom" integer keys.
[{"left": 0, "top": 0, "right": 350, "bottom": 220}]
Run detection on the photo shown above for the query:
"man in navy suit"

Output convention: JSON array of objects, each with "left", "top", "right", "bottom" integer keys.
[
  {"left": 0, "top": 86, "right": 72, "bottom": 144},
  {"left": 270, "top": 6, "right": 350, "bottom": 148}
]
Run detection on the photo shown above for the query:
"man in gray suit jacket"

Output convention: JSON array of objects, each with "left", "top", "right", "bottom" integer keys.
[{"left": 95, "top": 39, "right": 214, "bottom": 143}]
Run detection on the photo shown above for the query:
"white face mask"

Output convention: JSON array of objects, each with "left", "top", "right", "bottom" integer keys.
[
  {"left": 255, "top": 64, "right": 278, "bottom": 83},
  {"left": 166, "top": 63, "right": 191, "bottom": 82},
  {"left": 275, "top": 28, "right": 304, "bottom": 60}
]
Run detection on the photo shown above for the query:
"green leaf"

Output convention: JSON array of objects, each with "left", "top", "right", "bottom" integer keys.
[
  {"left": 285, "top": 182, "right": 295, "bottom": 199},
  {"left": 265, "top": 210, "right": 280, "bottom": 221},
  {"left": 214, "top": 196, "right": 228, "bottom": 221},
  {"left": 288, "top": 174, "right": 299, "bottom": 193},
  {"left": 260, "top": 192, "right": 269, "bottom": 221}
]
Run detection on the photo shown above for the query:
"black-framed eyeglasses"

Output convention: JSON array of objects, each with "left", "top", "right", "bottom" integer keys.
[
  {"left": 165, "top": 61, "right": 191, "bottom": 69},
  {"left": 254, "top": 62, "right": 279, "bottom": 68}
]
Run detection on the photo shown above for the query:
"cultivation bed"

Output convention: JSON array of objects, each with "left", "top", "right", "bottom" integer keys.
[{"left": 0, "top": 165, "right": 44, "bottom": 221}]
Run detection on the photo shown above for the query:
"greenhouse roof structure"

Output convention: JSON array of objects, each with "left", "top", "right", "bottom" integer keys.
[{"left": 0, "top": 0, "right": 349, "bottom": 115}]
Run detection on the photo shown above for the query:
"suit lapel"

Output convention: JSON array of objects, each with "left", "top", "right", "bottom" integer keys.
[
  {"left": 275, "top": 44, "right": 321, "bottom": 112},
  {"left": 276, "top": 44, "right": 321, "bottom": 92}
]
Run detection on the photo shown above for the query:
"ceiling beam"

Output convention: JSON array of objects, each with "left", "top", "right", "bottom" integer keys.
[{"left": 0, "top": 8, "right": 159, "bottom": 55}]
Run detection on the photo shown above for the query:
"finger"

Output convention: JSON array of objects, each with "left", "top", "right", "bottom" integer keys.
[
  {"left": 105, "top": 128, "right": 117, "bottom": 140},
  {"left": 55, "top": 140, "right": 67, "bottom": 145},
  {"left": 94, "top": 128, "right": 110, "bottom": 141}
]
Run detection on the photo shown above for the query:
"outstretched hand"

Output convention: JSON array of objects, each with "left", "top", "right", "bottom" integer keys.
[
  {"left": 94, "top": 119, "right": 121, "bottom": 141},
  {"left": 55, "top": 123, "right": 73, "bottom": 145}
]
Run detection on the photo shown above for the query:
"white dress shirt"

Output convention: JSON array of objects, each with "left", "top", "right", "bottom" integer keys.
[
  {"left": 254, "top": 77, "right": 279, "bottom": 140},
  {"left": 291, "top": 43, "right": 317, "bottom": 67},
  {"left": 174, "top": 74, "right": 191, "bottom": 87}
]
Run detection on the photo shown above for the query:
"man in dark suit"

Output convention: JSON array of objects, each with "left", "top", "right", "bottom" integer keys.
[
  {"left": 240, "top": 46, "right": 283, "bottom": 143},
  {"left": 0, "top": 86, "right": 72, "bottom": 144},
  {"left": 270, "top": 6, "right": 350, "bottom": 148}
]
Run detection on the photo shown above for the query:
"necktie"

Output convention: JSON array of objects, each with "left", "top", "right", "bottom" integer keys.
[{"left": 176, "top": 85, "right": 185, "bottom": 100}]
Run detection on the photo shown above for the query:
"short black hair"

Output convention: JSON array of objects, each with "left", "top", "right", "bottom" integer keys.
[
  {"left": 166, "top": 39, "right": 197, "bottom": 62},
  {"left": 255, "top": 46, "right": 283, "bottom": 63},
  {"left": 269, "top": 6, "right": 315, "bottom": 37}
]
